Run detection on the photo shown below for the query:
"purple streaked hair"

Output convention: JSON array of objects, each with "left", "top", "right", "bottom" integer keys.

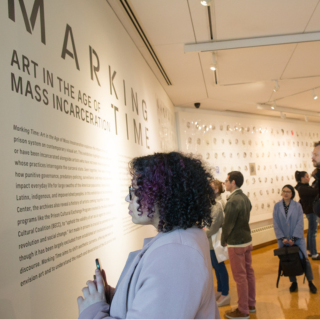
[{"left": 129, "top": 152, "right": 215, "bottom": 232}]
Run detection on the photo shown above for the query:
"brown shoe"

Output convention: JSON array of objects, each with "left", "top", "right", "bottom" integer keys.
[
  {"left": 225, "top": 308, "right": 249, "bottom": 319},
  {"left": 249, "top": 306, "right": 256, "bottom": 313}
]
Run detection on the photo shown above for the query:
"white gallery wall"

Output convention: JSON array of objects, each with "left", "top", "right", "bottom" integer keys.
[
  {"left": 0, "top": 0, "right": 176, "bottom": 318},
  {"left": 175, "top": 108, "right": 320, "bottom": 225}
]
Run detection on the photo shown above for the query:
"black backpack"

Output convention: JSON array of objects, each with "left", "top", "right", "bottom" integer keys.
[{"left": 274, "top": 245, "right": 306, "bottom": 287}]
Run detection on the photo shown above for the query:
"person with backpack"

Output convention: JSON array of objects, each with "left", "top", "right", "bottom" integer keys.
[
  {"left": 273, "top": 184, "right": 317, "bottom": 294},
  {"left": 205, "top": 180, "right": 230, "bottom": 307},
  {"left": 294, "top": 171, "right": 320, "bottom": 260}
]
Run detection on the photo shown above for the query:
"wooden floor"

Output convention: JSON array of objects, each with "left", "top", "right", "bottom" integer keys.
[{"left": 217, "top": 233, "right": 320, "bottom": 319}]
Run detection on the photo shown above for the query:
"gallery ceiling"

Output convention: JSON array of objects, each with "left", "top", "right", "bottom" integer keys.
[{"left": 107, "top": 0, "right": 320, "bottom": 123}]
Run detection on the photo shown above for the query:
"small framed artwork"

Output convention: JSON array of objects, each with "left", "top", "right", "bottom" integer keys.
[{"left": 249, "top": 163, "right": 256, "bottom": 176}]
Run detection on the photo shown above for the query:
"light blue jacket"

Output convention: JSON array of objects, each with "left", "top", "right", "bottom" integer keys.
[
  {"left": 79, "top": 227, "right": 220, "bottom": 319},
  {"left": 273, "top": 199, "right": 307, "bottom": 257}
]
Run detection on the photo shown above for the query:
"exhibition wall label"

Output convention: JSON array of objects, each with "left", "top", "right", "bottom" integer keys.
[{"left": 0, "top": 0, "right": 176, "bottom": 318}]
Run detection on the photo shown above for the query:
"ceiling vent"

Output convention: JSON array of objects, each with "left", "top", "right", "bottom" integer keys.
[{"left": 119, "top": 0, "right": 172, "bottom": 85}]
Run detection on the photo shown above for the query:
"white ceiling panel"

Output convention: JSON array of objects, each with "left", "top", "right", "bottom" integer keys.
[
  {"left": 107, "top": 0, "right": 146, "bottom": 48},
  {"left": 275, "top": 90, "right": 320, "bottom": 110},
  {"left": 199, "top": 52, "right": 273, "bottom": 102},
  {"left": 208, "top": 82, "right": 272, "bottom": 104},
  {"left": 188, "top": 0, "right": 215, "bottom": 42},
  {"left": 281, "top": 42, "right": 320, "bottom": 79},
  {"left": 216, "top": 44, "right": 296, "bottom": 85},
  {"left": 130, "top": 0, "right": 195, "bottom": 45},
  {"left": 214, "top": 0, "right": 318, "bottom": 40},
  {"left": 137, "top": 47, "right": 171, "bottom": 88},
  {"left": 153, "top": 43, "right": 204, "bottom": 86},
  {"left": 165, "top": 85, "right": 207, "bottom": 106},
  {"left": 107, "top": 0, "right": 320, "bottom": 122},
  {"left": 304, "top": 2, "right": 320, "bottom": 32}
]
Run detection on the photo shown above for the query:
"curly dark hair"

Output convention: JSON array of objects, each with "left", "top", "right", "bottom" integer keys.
[{"left": 129, "top": 152, "right": 215, "bottom": 232}]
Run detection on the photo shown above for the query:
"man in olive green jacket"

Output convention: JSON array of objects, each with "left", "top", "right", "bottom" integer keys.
[{"left": 222, "top": 171, "right": 256, "bottom": 320}]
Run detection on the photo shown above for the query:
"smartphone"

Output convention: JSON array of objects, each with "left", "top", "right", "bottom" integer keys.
[
  {"left": 95, "top": 258, "right": 101, "bottom": 271},
  {"left": 93, "top": 258, "right": 101, "bottom": 280},
  {"left": 94, "top": 258, "right": 105, "bottom": 286}
]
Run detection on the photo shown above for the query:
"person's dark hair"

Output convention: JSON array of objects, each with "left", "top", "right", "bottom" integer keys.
[
  {"left": 129, "top": 152, "right": 215, "bottom": 232},
  {"left": 282, "top": 184, "right": 295, "bottom": 199},
  {"left": 212, "top": 180, "right": 225, "bottom": 194},
  {"left": 314, "top": 141, "right": 320, "bottom": 147},
  {"left": 227, "top": 171, "right": 244, "bottom": 188},
  {"left": 295, "top": 171, "right": 307, "bottom": 183}
]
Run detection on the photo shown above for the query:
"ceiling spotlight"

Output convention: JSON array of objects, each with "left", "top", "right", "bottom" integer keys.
[
  {"left": 273, "top": 80, "right": 280, "bottom": 92},
  {"left": 210, "top": 53, "right": 217, "bottom": 71},
  {"left": 305, "top": 115, "right": 309, "bottom": 122},
  {"left": 280, "top": 112, "right": 286, "bottom": 119},
  {"left": 313, "top": 88, "right": 318, "bottom": 100},
  {"left": 271, "top": 101, "right": 276, "bottom": 110},
  {"left": 200, "top": 0, "right": 211, "bottom": 6}
]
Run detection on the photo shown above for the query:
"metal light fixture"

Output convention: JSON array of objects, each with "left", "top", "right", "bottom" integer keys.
[
  {"left": 273, "top": 80, "right": 280, "bottom": 92},
  {"left": 313, "top": 88, "right": 318, "bottom": 100},
  {"left": 271, "top": 101, "right": 276, "bottom": 110},
  {"left": 305, "top": 115, "right": 309, "bottom": 122},
  {"left": 280, "top": 112, "right": 286, "bottom": 119},
  {"left": 200, "top": 0, "right": 211, "bottom": 6},
  {"left": 210, "top": 52, "right": 217, "bottom": 71}
]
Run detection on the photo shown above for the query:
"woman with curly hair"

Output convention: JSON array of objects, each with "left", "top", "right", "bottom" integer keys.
[{"left": 77, "top": 152, "right": 220, "bottom": 319}]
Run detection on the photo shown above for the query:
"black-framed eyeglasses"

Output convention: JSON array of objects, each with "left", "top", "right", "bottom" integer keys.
[{"left": 129, "top": 186, "right": 135, "bottom": 200}]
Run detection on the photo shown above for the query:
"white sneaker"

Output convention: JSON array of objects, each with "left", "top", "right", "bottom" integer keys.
[{"left": 215, "top": 291, "right": 222, "bottom": 300}]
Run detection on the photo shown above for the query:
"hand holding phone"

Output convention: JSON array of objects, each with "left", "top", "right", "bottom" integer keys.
[
  {"left": 94, "top": 258, "right": 114, "bottom": 304},
  {"left": 94, "top": 258, "right": 106, "bottom": 287}
]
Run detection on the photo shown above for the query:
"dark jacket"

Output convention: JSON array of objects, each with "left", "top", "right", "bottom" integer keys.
[
  {"left": 221, "top": 189, "right": 252, "bottom": 246},
  {"left": 295, "top": 182, "right": 318, "bottom": 214}
]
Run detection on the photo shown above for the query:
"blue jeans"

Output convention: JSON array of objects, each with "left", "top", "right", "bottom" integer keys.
[
  {"left": 306, "top": 213, "right": 319, "bottom": 255},
  {"left": 210, "top": 250, "right": 229, "bottom": 295}
]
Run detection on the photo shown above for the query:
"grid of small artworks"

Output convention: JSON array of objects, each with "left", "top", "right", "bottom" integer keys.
[{"left": 178, "top": 112, "right": 320, "bottom": 221}]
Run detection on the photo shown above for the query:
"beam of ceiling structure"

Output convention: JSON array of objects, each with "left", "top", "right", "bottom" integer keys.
[{"left": 184, "top": 31, "right": 320, "bottom": 52}]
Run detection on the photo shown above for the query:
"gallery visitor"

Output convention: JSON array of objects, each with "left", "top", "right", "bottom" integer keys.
[
  {"left": 273, "top": 184, "right": 317, "bottom": 294},
  {"left": 221, "top": 171, "right": 256, "bottom": 319},
  {"left": 205, "top": 179, "right": 230, "bottom": 307},
  {"left": 294, "top": 171, "right": 320, "bottom": 260},
  {"left": 76, "top": 152, "right": 220, "bottom": 319}
]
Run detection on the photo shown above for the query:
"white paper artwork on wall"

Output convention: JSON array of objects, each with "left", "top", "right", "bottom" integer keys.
[
  {"left": 176, "top": 110, "right": 320, "bottom": 223},
  {"left": 0, "top": 0, "right": 176, "bottom": 318}
]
